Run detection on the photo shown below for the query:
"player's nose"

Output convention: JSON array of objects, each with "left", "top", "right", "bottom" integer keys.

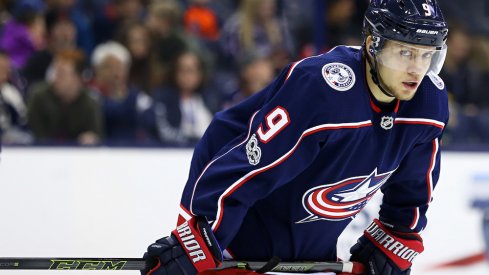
[
  {"left": 407, "top": 55, "right": 429, "bottom": 76},
  {"left": 406, "top": 58, "right": 425, "bottom": 77}
]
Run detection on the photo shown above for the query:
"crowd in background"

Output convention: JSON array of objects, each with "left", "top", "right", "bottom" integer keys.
[{"left": 0, "top": 0, "right": 488, "bottom": 148}]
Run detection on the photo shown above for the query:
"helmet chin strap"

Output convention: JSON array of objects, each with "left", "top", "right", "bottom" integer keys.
[{"left": 364, "top": 46, "right": 396, "bottom": 98}]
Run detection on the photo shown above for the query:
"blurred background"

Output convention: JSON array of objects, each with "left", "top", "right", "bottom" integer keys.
[
  {"left": 0, "top": 0, "right": 488, "bottom": 274},
  {"left": 0, "top": 0, "right": 488, "bottom": 148}
]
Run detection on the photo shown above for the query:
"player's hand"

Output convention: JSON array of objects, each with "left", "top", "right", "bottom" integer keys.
[
  {"left": 349, "top": 219, "right": 424, "bottom": 275},
  {"left": 142, "top": 216, "right": 223, "bottom": 275}
]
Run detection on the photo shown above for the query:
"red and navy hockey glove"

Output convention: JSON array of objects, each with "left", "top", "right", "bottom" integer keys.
[
  {"left": 350, "top": 219, "right": 424, "bottom": 275},
  {"left": 142, "top": 216, "right": 223, "bottom": 275}
]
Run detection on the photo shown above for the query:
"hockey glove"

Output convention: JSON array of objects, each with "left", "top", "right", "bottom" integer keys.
[
  {"left": 350, "top": 219, "right": 424, "bottom": 275},
  {"left": 142, "top": 216, "right": 223, "bottom": 275}
]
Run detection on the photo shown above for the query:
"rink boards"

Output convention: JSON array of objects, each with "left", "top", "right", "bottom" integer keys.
[{"left": 0, "top": 148, "right": 487, "bottom": 274}]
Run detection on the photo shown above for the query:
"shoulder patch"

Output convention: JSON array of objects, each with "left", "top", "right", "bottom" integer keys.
[
  {"left": 246, "top": 134, "right": 261, "bottom": 165},
  {"left": 322, "top": 63, "right": 356, "bottom": 91},
  {"left": 427, "top": 72, "right": 445, "bottom": 90}
]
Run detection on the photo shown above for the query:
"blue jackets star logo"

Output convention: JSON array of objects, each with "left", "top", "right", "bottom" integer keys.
[{"left": 297, "top": 168, "right": 395, "bottom": 223}]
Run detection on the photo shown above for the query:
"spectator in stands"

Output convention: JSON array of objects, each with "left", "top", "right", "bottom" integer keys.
[
  {"left": 89, "top": 41, "right": 156, "bottom": 145},
  {"left": 440, "top": 24, "right": 489, "bottom": 146},
  {"left": 93, "top": 0, "right": 146, "bottom": 47},
  {"left": 222, "top": 52, "right": 275, "bottom": 109},
  {"left": 145, "top": 0, "right": 196, "bottom": 88},
  {"left": 0, "top": 0, "right": 46, "bottom": 69},
  {"left": 116, "top": 22, "right": 155, "bottom": 94},
  {"left": 27, "top": 49, "right": 103, "bottom": 145},
  {"left": 323, "top": 0, "right": 363, "bottom": 50},
  {"left": 0, "top": 0, "right": 15, "bottom": 27},
  {"left": 183, "top": 0, "right": 220, "bottom": 42},
  {"left": 22, "top": 9, "right": 77, "bottom": 89},
  {"left": 219, "top": 0, "right": 293, "bottom": 71},
  {"left": 279, "top": 0, "right": 315, "bottom": 58},
  {"left": 439, "top": 23, "right": 474, "bottom": 145},
  {"left": 0, "top": 50, "right": 32, "bottom": 144},
  {"left": 46, "top": 0, "right": 92, "bottom": 52},
  {"left": 153, "top": 50, "right": 214, "bottom": 146},
  {"left": 439, "top": 0, "right": 489, "bottom": 37},
  {"left": 457, "top": 36, "right": 489, "bottom": 145},
  {"left": 112, "top": 0, "right": 145, "bottom": 23},
  {"left": 184, "top": 0, "right": 238, "bottom": 20}
]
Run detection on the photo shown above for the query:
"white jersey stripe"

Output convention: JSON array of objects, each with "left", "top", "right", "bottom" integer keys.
[
  {"left": 410, "top": 138, "right": 439, "bottom": 231},
  {"left": 395, "top": 118, "right": 445, "bottom": 129},
  {"left": 285, "top": 54, "right": 322, "bottom": 80},
  {"left": 179, "top": 204, "right": 193, "bottom": 221},
  {"left": 410, "top": 207, "right": 420, "bottom": 230},
  {"left": 427, "top": 138, "right": 439, "bottom": 203},
  {"left": 223, "top": 249, "right": 234, "bottom": 260}
]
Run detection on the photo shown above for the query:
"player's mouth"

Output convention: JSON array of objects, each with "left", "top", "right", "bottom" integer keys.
[{"left": 402, "top": 81, "right": 419, "bottom": 90}]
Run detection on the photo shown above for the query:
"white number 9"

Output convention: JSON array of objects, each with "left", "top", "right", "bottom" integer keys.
[
  {"left": 257, "top": 106, "right": 290, "bottom": 143},
  {"left": 422, "top": 3, "right": 432, "bottom": 16}
]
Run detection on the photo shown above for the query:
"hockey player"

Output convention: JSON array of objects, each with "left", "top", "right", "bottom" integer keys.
[{"left": 142, "top": 0, "right": 449, "bottom": 274}]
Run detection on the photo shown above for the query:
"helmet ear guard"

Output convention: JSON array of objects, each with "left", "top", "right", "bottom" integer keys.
[
  {"left": 363, "top": 34, "right": 395, "bottom": 98},
  {"left": 367, "top": 34, "right": 385, "bottom": 56}
]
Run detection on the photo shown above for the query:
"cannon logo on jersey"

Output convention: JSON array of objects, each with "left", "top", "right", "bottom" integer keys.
[
  {"left": 296, "top": 168, "right": 394, "bottom": 223},
  {"left": 322, "top": 62, "right": 356, "bottom": 91}
]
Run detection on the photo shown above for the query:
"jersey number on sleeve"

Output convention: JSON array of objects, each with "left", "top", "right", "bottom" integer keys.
[{"left": 257, "top": 106, "right": 290, "bottom": 143}]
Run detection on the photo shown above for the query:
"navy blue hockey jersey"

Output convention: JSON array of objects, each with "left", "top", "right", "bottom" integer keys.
[{"left": 177, "top": 46, "right": 449, "bottom": 261}]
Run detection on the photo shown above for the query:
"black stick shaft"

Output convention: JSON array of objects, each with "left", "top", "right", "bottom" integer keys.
[
  {"left": 0, "top": 258, "right": 364, "bottom": 274},
  {"left": 0, "top": 258, "right": 147, "bottom": 270},
  {"left": 219, "top": 260, "right": 362, "bottom": 273}
]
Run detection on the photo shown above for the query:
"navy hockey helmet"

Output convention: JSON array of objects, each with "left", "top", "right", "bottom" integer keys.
[
  {"left": 363, "top": 0, "right": 448, "bottom": 49},
  {"left": 363, "top": 0, "right": 448, "bottom": 97}
]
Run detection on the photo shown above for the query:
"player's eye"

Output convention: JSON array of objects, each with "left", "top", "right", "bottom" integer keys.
[
  {"left": 400, "top": 50, "right": 413, "bottom": 57},
  {"left": 422, "top": 52, "right": 434, "bottom": 59}
]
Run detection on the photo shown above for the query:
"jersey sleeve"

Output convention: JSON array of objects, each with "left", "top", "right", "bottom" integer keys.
[
  {"left": 379, "top": 79, "right": 449, "bottom": 234},
  {"left": 179, "top": 62, "right": 326, "bottom": 249},
  {"left": 379, "top": 135, "right": 443, "bottom": 233}
]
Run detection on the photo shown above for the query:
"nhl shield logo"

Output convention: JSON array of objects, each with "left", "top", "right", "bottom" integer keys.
[
  {"left": 322, "top": 63, "right": 356, "bottom": 91},
  {"left": 380, "top": 116, "right": 394, "bottom": 130}
]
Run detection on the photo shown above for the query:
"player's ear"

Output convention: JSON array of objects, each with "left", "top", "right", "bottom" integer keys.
[{"left": 365, "top": 36, "right": 374, "bottom": 57}]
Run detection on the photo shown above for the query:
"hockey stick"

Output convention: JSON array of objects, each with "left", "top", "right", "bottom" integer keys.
[
  {"left": 0, "top": 258, "right": 145, "bottom": 270},
  {"left": 0, "top": 257, "right": 365, "bottom": 274},
  {"left": 217, "top": 259, "right": 365, "bottom": 274}
]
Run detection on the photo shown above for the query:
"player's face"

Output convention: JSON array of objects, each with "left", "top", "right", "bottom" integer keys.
[{"left": 376, "top": 41, "right": 436, "bottom": 100}]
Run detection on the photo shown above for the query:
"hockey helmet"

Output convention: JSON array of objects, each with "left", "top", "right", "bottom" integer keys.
[
  {"left": 364, "top": 0, "right": 448, "bottom": 48},
  {"left": 363, "top": 0, "right": 448, "bottom": 96}
]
